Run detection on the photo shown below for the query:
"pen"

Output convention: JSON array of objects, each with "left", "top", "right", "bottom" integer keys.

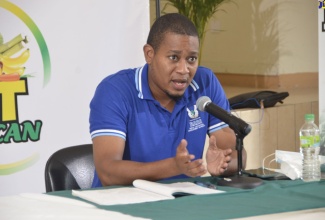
[{"left": 194, "top": 181, "right": 217, "bottom": 190}]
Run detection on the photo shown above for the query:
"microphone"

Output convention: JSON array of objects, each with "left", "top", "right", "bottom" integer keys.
[
  {"left": 196, "top": 96, "right": 252, "bottom": 137},
  {"left": 196, "top": 96, "right": 263, "bottom": 189}
]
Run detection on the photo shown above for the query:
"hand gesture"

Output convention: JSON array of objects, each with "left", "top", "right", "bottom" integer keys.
[
  {"left": 174, "top": 139, "right": 207, "bottom": 177},
  {"left": 206, "top": 135, "right": 232, "bottom": 176}
]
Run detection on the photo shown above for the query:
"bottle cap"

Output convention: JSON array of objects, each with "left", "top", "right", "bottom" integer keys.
[{"left": 304, "top": 114, "right": 314, "bottom": 121}]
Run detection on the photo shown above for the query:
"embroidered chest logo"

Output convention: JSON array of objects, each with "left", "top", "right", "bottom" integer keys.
[
  {"left": 186, "top": 105, "right": 199, "bottom": 119},
  {"left": 187, "top": 105, "right": 205, "bottom": 132}
]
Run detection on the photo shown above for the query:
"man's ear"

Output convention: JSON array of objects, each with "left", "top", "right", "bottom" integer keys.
[{"left": 143, "top": 44, "right": 154, "bottom": 64}]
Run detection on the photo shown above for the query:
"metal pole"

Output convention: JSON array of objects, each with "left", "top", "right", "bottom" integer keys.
[{"left": 156, "top": 0, "right": 161, "bottom": 19}]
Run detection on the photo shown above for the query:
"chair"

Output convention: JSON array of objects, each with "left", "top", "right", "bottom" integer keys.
[{"left": 44, "top": 144, "right": 95, "bottom": 192}]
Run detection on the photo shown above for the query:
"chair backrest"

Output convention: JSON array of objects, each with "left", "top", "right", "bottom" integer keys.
[{"left": 44, "top": 144, "right": 95, "bottom": 192}]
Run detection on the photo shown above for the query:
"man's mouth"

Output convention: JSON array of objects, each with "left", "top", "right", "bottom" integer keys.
[{"left": 172, "top": 79, "right": 187, "bottom": 90}]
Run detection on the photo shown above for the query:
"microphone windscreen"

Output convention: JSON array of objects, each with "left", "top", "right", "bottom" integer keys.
[{"left": 196, "top": 96, "right": 211, "bottom": 111}]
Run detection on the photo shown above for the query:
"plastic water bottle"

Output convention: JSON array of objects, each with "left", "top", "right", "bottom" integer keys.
[{"left": 299, "top": 114, "right": 321, "bottom": 182}]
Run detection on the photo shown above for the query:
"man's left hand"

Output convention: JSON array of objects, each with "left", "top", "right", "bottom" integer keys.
[{"left": 206, "top": 135, "right": 232, "bottom": 176}]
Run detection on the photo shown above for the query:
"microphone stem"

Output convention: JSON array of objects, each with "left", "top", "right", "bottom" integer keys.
[{"left": 236, "top": 134, "right": 243, "bottom": 175}]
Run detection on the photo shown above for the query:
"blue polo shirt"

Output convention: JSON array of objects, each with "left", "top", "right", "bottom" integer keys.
[{"left": 89, "top": 64, "right": 230, "bottom": 187}]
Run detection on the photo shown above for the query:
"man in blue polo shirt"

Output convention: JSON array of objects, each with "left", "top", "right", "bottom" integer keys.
[{"left": 89, "top": 13, "right": 246, "bottom": 187}]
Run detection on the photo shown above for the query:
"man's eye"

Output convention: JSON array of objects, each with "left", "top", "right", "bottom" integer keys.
[
  {"left": 169, "top": 55, "right": 178, "bottom": 61},
  {"left": 188, "top": 57, "right": 197, "bottom": 63}
]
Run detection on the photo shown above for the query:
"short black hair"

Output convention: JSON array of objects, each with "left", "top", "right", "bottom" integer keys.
[{"left": 147, "top": 13, "right": 199, "bottom": 51}]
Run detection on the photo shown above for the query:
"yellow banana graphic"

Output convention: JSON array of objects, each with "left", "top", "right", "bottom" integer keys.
[
  {"left": 0, "top": 34, "right": 27, "bottom": 54},
  {"left": 1, "top": 41, "right": 25, "bottom": 57},
  {"left": 2, "top": 65, "right": 25, "bottom": 76},
  {"left": 0, "top": 49, "right": 30, "bottom": 67}
]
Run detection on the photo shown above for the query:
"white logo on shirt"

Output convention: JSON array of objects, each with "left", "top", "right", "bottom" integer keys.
[
  {"left": 187, "top": 105, "right": 205, "bottom": 132},
  {"left": 187, "top": 105, "right": 199, "bottom": 119}
]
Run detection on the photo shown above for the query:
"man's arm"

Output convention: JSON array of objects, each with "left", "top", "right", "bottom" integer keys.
[
  {"left": 92, "top": 136, "right": 207, "bottom": 186},
  {"left": 206, "top": 127, "right": 247, "bottom": 176}
]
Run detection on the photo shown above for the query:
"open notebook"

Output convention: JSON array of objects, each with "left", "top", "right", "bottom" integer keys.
[{"left": 72, "top": 179, "right": 224, "bottom": 206}]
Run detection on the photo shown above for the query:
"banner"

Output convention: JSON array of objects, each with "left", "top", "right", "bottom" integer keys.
[{"left": 0, "top": 0, "right": 149, "bottom": 195}]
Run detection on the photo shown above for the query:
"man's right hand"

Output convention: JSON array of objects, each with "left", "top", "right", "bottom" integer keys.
[{"left": 174, "top": 139, "right": 207, "bottom": 177}]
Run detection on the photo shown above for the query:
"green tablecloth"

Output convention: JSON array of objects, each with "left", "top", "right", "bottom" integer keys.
[{"left": 49, "top": 177, "right": 325, "bottom": 220}]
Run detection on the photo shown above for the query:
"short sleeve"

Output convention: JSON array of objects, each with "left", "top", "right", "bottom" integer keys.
[{"left": 89, "top": 75, "right": 129, "bottom": 140}]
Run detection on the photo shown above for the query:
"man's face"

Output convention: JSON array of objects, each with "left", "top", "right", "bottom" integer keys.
[{"left": 145, "top": 32, "right": 199, "bottom": 101}]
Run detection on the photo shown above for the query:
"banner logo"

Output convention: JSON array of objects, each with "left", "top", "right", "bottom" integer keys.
[
  {"left": 0, "top": 0, "right": 51, "bottom": 174},
  {"left": 0, "top": 33, "right": 43, "bottom": 144}
]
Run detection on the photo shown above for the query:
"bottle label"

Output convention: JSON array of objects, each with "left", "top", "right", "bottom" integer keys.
[{"left": 300, "top": 135, "right": 320, "bottom": 148}]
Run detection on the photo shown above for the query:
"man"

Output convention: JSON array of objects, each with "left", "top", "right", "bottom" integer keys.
[{"left": 89, "top": 13, "right": 246, "bottom": 187}]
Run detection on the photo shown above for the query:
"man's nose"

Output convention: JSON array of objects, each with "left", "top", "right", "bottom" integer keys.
[{"left": 176, "top": 59, "right": 190, "bottom": 74}]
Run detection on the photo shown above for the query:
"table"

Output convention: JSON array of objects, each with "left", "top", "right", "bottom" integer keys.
[
  {"left": 1, "top": 177, "right": 325, "bottom": 220},
  {"left": 50, "top": 176, "right": 325, "bottom": 219}
]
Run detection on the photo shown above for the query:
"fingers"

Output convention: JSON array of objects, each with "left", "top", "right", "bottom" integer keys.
[
  {"left": 225, "top": 153, "right": 232, "bottom": 162},
  {"left": 220, "top": 152, "right": 234, "bottom": 174},
  {"left": 206, "top": 144, "right": 233, "bottom": 176},
  {"left": 187, "top": 159, "right": 207, "bottom": 177},
  {"left": 221, "top": 161, "right": 229, "bottom": 172},
  {"left": 175, "top": 139, "right": 206, "bottom": 177},
  {"left": 176, "top": 139, "right": 194, "bottom": 161},
  {"left": 225, "top": 148, "right": 233, "bottom": 156},
  {"left": 177, "top": 139, "right": 188, "bottom": 154}
]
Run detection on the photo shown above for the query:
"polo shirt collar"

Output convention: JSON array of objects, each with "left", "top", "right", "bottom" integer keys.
[{"left": 135, "top": 64, "right": 200, "bottom": 101}]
